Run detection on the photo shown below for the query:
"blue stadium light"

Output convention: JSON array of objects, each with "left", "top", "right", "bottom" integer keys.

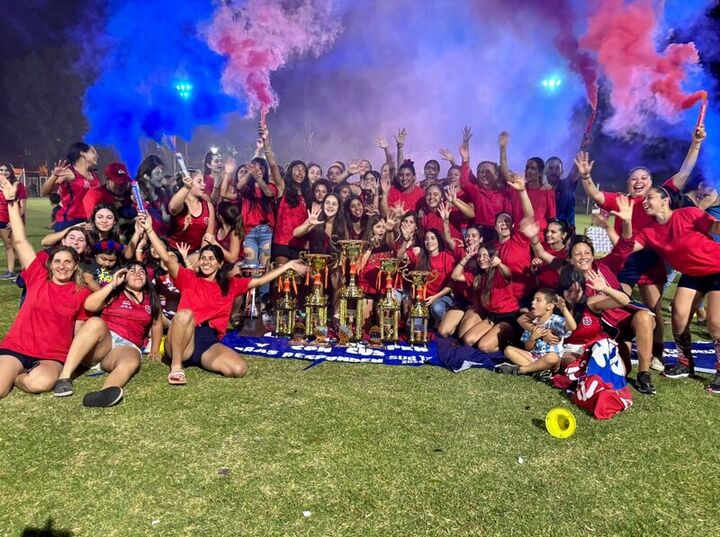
[
  {"left": 175, "top": 81, "right": 194, "bottom": 100},
  {"left": 541, "top": 76, "right": 563, "bottom": 92}
]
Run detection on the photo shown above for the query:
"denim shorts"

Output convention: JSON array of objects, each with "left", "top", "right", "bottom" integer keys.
[
  {"left": 243, "top": 224, "right": 273, "bottom": 265},
  {"left": 109, "top": 331, "right": 141, "bottom": 355}
]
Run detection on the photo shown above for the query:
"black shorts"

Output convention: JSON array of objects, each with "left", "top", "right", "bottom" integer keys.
[
  {"left": 677, "top": 272, "right": 720, "bottom": 294},
  {"left": 0, "top": 222, "right": 8, "bottom": 230},
  {"left": 183, "top": 325, "right": 222, "bottom": 368},
  {"left": 449, "top": 295, "right": 472, "bottom": 311},
  {"left": 271, "top": 243, "right": 301, "bottom": 260},
  {"left": 617, "top": 249, "right": 663, "bottom": 286},
  {"left": 0, "top": 348, "right": 63, "bottom": 370}
]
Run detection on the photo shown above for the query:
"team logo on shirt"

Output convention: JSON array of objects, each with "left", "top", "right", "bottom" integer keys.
[
  {"left": 582, "top": 317, "right": 592, "bottom": 326},
  {"left": 145, "top": 305, "right": 152, "bottom": 314},
  {"left": 120, "top": 300, "right": 133, "bottom": 310}
]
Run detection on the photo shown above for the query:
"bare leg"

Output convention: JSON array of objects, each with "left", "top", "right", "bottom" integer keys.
[
  {"left": 166, "top": 309, "right": 197, "bottom": 372},
  {"left": 14, "top": 361, "right": 63, "bottom": 394},
  {"left": 58, "top": 317, "right": 112, "bottom": 380},
  {"left": 462, "top": 319, "right": 493, "bottom": 347},
  {"left": 200, "top": 344, "right": 248, "bottom": 378},
  {"left": 438, "top": 309, "right": 464, "bottom": 337},
  {"left": 519, "top": 352, "right": 561, "bottom": 374},
  {"left": 0, "top": 355, "right": 24, "bottom": 398},
  {"left": 0, "top": 228, "right": 15, "bottom": 272},
  {"left": 671, "top": 287, "right": 703, "bottom": 370},
  {"left": 477, "top": 322, "right": 515, "bottom": 354},
  {"left": 639, "top": 283, "right": 665, "bottom": 359},
  {"left": 503, "top": 346, "right": 533, "bottom": 366},
  {"left": 100, "top": 346, "right": 142, "bottom": 389}
]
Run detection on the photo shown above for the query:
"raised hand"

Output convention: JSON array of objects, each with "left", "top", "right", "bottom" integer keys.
[
  {"left": 248, "top": 161, "right": 263, "bottom": 180},
  {"left": 439, "top": 148, "right": 455, "bottom": 163},
  {"left": 574, "top": 151, "right": 594, "bottom": 177},
  {"left": 376, "top": 136, "right": 389, "bottom": 149},
  {"left": 462, "top": 126, "right": 473, "bottom": 145},
  {"left": 458, "top": 143, "right": 469, "bottom": 162},
  {"left": 176, "top": 242, "right": 191, "bottom": 261},
  {"left": 255, "top": 137, "right": 265, "bottom": 151},
  {"left": 0, "top": 176, "right": 18, "bottom": 200},
  {"left": 379, "top": 174, "right": 392, "bottom": 195},
  {"left": 585, "top": 269, "right": 610, "bottom": 293},
  {"left": 394, "top": 128, "right": 407, "bottom": 146},
  {"left": 498, "top": 131, "right": 509, "bottom": 149},
  {"left": 51, "top": 159, "right": 73, "bottom": 183},
  {"left": 445, "top": 183, "right": 458, "bottom": 203},
  {"left": 383, "top": 216, "right": 397, "bottom": 232},
  {"left": 693, "top": 124, "right": 707, "bottom": 143},
  {"left": 182, "top": 173, "right": 194, "bottom": 189},
  {"left": 365, "top": 205, "right": 380, "bottom": 217},
  {"left": 307, "top": 205, "right": 324, "bottom": 226},
  {"left": 610, "top": 194, "right": 632, "bottom": 223},
  {"left": 506, "top": 171, "right": 526, "bottom": 192},
  {"left": 555, "top": 296, "right": 568, "bottom": 312},
  {"left": 347, "top": 161, "right": 362, "bottom": 175},
  {"left": 517, "top": 217, "right": 540, "bottom": 240},
  {"left": 437, "top": 201, "right": 451, "bottom": 222},
  {"left": 110, "top": 268, "right": 128, "bottom": 289}
]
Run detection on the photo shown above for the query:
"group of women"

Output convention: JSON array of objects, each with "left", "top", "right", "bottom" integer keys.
[{"left": 0, "top": 119, "right": 718, "bottom": 408}]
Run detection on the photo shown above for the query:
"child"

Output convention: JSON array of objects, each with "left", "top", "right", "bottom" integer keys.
[
  {"left": 83, "top": 240, "right": 124, "bottom": 292},
  {"left": 48, "top": 192, "right": 61, "bottom": 230},
  {"left": 497, "top": 289, "right": 577, "bottom": 378}
]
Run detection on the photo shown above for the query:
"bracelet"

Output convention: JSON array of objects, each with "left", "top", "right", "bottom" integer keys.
[
  {"left": 5, "top": 198, "right": 16, "bottom": 202},
  {"left": 531, "top": 240, "right": 540, "bottom": 246},
  {"left": 581, "top": 174, "right": 592, "bottom": 180}
]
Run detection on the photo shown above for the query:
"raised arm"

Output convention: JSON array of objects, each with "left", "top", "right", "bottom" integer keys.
[
  {"left": 41, "top": 159, "right": 72, "bottom": 196},
  {"left": 84, "top": 269, "right": 128, "bottom": 312},
  {"left": 141, "top": 214, "right": 180, "bottom": 278},
  {"left": 506, "top": 172, "right": 534, "bottom": 220},
  {"left": 666, "top": 125, "right": 706, "bottom": 191},
  {"left": 1, "top": 178, "right": 36, "bottom": 268},
  {"left": 168, "top": 174, "right": 193, "bottom": 215},
  {"left": 445, "top": 183, "right": 474, "bottom": 220},
  {"left": 377, "top": 136, "right": 395, "bottom": 177},
  {"left": 498, "top": 131, "right": 510, "bottom": 183},
  {"left": 576, "top": 151, "right": 605, "bottom": 205},
  {"left": 518, "top": 218, "right": 556, "bottom": 265},
  {"left": 395, "top": 128, "right": 407, "bottom": 170},
  {"left": 248, "top": 259, "right": 308, "bottom": 290},
  {"left": 293, "top": 205, "right": 323, "bottom": 238}
]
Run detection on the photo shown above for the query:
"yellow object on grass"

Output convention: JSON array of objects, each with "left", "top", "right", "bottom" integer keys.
[{"left": 545, "top": 407, "right": 577, "bottom": 439}]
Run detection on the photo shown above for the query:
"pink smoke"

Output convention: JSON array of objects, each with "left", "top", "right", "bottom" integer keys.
[
  {"left": 205, "top": 0, "right": 341, "bottom": 117},
  {"left": 580, "top": 0, "right": 703, "bottom": 135}
]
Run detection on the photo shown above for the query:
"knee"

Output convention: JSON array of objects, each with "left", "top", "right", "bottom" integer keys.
[
  {"left": 83, "top": 316, "right": 107, "bottom": 333},
  {"left": 707, "top": 319, "right": 720, "bottom": 339},
  {"left": 437, "top": 324, "right": 452, "bottom": 338},
  {"left": 547, "top": 353, "right": 561, "bottom": 368},
  {"left": 173, "top": 309, "right": 195, "bottom": 327},
  {"left": 227, "top": 357, "right": 248, "bottom": 378},
  {"left": 121, "top": 353, "right": 142, "bottom": 373},
  {"left": 477, "top": 337, "right": 497, "bottom": 354},
  {"left": 462, "top": 331, "right": 479, "bottom": 347},
  {"left": 633, "top": 311, "right": 655, "bottom": 332},
  {"left": 22, "top": 376, "right": 56, "bottom": 394}
]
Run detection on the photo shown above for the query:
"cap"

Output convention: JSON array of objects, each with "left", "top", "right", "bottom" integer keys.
[{"left": 104, "top": 162, "right": 130, "bottom": 185}]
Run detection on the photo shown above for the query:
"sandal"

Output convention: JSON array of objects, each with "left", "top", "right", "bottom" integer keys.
[{"left": 168, "top": 369, "right": 187, "bottom": 385}]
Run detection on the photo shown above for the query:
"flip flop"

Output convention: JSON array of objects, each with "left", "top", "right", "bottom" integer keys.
[{"left": 168, "top": 369, "right": 187, "bottom": 385}]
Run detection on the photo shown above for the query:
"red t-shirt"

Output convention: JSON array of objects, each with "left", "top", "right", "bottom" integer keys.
[
  {"left": 406, "top": 250, "right": 455, "bottom": 296},
  {"left": 421, "top": 209, "right": 464, "bottom": 242},
  {"left": 274, "top": 195, "right": 308, "bottom": 249},
  {"left": 358, "top": 247, "right": 392, "bottom": 295},
  {"left": 82, "top": 185, "right": 117, "bottom": 219},
  {"left": 0, "top": 182, "right": 28, "bottom": 222},
  {"left": 565, "top": 308, "right": 606, "bottom": 347},
  {"left": 535, "top": 245, "right": 568, "bottom": 290},
  {"left": 0, "top": 256, "right": 91, "bottom": 361},
  {"left": 387, "top": 185, "right": 425, "bottom": 213},
  {"left": 508, "top": 186, "right": 556, "bottom": 231},
  {"left": 203, "top": 174, "right": 216, "bottom": 194},
  {"left": 173, "top": 266, "right": 251, "bottom": 336},
  {"left": 497, "top": 232, "right": 533, "bottom": 299},
  {"left": 599, "top": 191, "right": 655, "bottom": 237},
  {"left": 634, "top": 207, "right": 720, "bottom": 277},
  {"left": 168, "top": 200, "right": 211, "bottom": 252},
  {"left": 476, "top": 272, "right": 518, "bottom": 314},
  {"left": 58, "top": 167, "right": 100, "bottom": 221},
  {"left": 102, "top": 292, "right": 153, "bottom": 347},
  {"left": 460, "top": 162, "right": 508, "bottom": 227},
  {"left": 241, "top": 184, "right": 278, "bottom": 233}
]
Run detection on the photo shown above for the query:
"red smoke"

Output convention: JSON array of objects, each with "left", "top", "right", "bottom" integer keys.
[
  {"left": 205, "top": 0, "right": 341, "bottom": 117},
  {"left": 580, "top": 0, "right": 703, "bottom": 134}
]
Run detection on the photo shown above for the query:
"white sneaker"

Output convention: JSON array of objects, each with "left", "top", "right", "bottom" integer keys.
[{"left": 650, "top": 357, "right": 665, "bottom": 372}]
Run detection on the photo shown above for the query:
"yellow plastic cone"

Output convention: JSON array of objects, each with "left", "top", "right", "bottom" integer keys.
[{"left": 545, "top": 407, "right": 577, "bottom": 439}]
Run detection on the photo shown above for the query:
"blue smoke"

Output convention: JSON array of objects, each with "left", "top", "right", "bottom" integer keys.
[{"left": 82, "top": 0, "right": 244, "bottom": 174}]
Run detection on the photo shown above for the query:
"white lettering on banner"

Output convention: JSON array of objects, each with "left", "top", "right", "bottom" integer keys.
[
  {"left": 346, "top": 347, "right": 384, "bottom": 357},
  {"left": 255, "top": 343, "right": 269, "bottom": 348},
  {"left": 233, "top": 346, "right": 279, "bottom": 356},
  {"left": 290, "top": 345, "right": 332, "bottom": 353},
  {"left": 386, "top": 344, "right": 429, "bottom": 352}
]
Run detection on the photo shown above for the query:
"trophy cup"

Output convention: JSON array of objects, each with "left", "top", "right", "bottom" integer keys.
[
  {"left": 404, "top": 270, "right": 438, "bottom": 345},
  {"left": 238, "top": 264, "right": 268, "bottom": 335},
  {"left": 299, "top": 252, "right": 333, "bottom": 340},
  {"left": 336, "top": 239, "right": 366, "bottom": 342},
  {"left": 274, "top": 269, "right": 298, "bottom": 337},
  {"left": 376, "top": 255, "right": 407, "bottom": 343}
]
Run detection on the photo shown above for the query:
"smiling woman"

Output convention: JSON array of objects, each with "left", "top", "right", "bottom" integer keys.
[{"left": 0, "top": 176, "right": 91, "bottom": 399}]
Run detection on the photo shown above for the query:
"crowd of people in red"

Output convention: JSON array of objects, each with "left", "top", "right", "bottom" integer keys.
[{"left": 0, "top": 120, "right": 718, "bottom": 408}]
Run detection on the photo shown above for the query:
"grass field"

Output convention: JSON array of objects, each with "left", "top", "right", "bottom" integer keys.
[{"left": 1, "top": 199, "right": 719, "bottom": 536}]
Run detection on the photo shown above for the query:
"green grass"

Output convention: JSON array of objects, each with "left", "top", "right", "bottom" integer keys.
[{"left": 0, "top": 201, "right": 718, "bottom": 536}]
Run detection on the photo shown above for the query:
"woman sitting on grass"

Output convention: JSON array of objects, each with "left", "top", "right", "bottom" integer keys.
[
  {"left": 0, "top": 177, "right": 91, "bottom": 399},
  {"left": 52, "top": 261, "right": 164, "bottom": 407},
  {"left": 141, "top": 214, "right": 307, "bottom": 385}
]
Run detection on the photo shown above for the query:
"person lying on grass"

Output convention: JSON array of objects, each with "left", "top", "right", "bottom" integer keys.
[
  {"left": 52, "top": 261, "right": 164, "bottom": 407},
  {"left": 0, "top": 176, "right": 91, "bottom": 399},
  {"left": 496, "top": 289, "right": 576, "bottom": 379},
  {"left": 141, "top": 213, "right": 307, "bottom": 385}
]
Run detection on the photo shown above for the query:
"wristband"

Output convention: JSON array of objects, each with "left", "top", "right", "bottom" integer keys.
[
  {"left": 581, "top": 174, "right": 591, "bottom": 181},
  {"left": 531, "top": 240, "right": 540, "bottom": 246},
  {"left": 6, "top": 197, "right": 16, "bottom": 202}
]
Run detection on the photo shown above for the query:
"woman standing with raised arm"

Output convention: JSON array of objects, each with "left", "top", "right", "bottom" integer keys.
[
  {"left": 167, "top": 169, "right": 216, "bottom": 257},
  {"left": 142, "top": 214, "right": 307, "bottom": 385},
  {"left": 0, "top": 177, "right": 91, "bottom": 399}
]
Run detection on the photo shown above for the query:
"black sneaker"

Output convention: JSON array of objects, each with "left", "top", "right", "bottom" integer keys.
[
  {"left": 53, "top": 378, "right": 74, "bottom": 397},
  {"left": 707, "top": 374, "right": 720, "bottom": 395},
  {"left": 532, "top": 369, "right": 553, "bottom": 383},
  {"left": 663, "top": 363, "right": 691, "bottom": 379},
  {"left": 495, "top": 363, "right": 520, "bottom": 375},
  {"left": 82, "top": 386, "right": 124, "bottom": 408},
  {"left": 636, "top": 371, "right": 657, "bottom": 395}
]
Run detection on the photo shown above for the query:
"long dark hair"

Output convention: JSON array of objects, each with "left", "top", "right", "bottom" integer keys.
[
  {"left": 0, "top": 161, "right": 17, "bottom": 183},
  {"left": 474, "top": 243, "right": 498, "bottom": 308},
  {"left": 344, "top": 194, "right": 367, "bottom": 231},
  {"left": 197, "top": 244, "right": 233, "bottom": 296},
  {"left": 284, "top": 160, "right": 312, "bottom": 209},
  {"left": 415, "top": 229, "right": 447, "bottom": 271},
  {"left": 111, "top": 260, "right": 162, "bottom": 321},
  {"left": 66, "top": 142, "right": 91, "bottom": 165},
  {"left": 216, "top": 201, "right": 245, "bottom": 243},
  {"left": 558, "top": 265, "right": 589, "bottom": 325},
  {"left": 309, "top": 193, "right": 347, "bottom": 254},
  {"left": 90, "top": 203, "right": 121, "bottom": 242},
  {"left": 240, "top": 158, "right": 275, "bottom": 218},
  {"left": 136, "top": 155, "right": 165, "bottom": 200}
]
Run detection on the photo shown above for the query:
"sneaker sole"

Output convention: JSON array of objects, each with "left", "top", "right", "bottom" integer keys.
[
  {"left": 53, "top": 390, "right": 74, "bottom": 397},
  {"left": 708, "top": 387, "right": 720, "bottom": 395},
  {"left": 83, "top": 387, "right": 124, "bottom": 408},
  {"left": 662, "top": 372, "right": 690, "bottom": 379}
]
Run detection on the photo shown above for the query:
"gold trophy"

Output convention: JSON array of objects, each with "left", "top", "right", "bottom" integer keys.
[
  {"left": 403, "top": 270, "right": 438, "bottom": 345},
  {"left": 336, "top": 240, "right": 366, "bottom": 342},
  {"left": 376, "top": 255, "right": 407, "bottom": 343},
  {"left": 238, "top": 264, "right": 268, "bottom": 335},
  {"left": 274, "top": 269, "right": 298, "bottom": 337},
  {"left": 299, "top": 252, "right": 334, "bottom": 340}
]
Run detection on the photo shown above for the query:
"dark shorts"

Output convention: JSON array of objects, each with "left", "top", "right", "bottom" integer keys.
[
  {"left": 183, "top": 325, "right": 222, "bottom": 368},
  {"left": 449, "top": 295, "right": 472, "bottom": 311},
  {"left": 617, "top": 249, "right": 666, "bottom": 286},
  {"left": 0, "top": 222, "right": 8, "bottom": 230},
  {"left": 486, "top": 312, "right": 519, "bottom": 328},
  {"left": 0, "top": 348, "right": 63, "bottom": 370},
  {"left": 53, "top": 218, "right": 86, "bottom": 232},
  {"left": 677, "top": 272, "right": 720, "bottom": 295},
  {"left": 271, "top": 243, "right": 301, "bottom": 260}
]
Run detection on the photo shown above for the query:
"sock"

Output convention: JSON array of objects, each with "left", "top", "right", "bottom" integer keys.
[
  {"left": 714, "top": 338, "right": 720, "bottom": 373},
  {"left": 673, "top": 331, "right": 693, "bottom": 369}
]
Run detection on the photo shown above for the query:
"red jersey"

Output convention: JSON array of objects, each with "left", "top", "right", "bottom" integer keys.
[
  {"left": 535, "top": 246, "right": 568, "bottom": 289},
  {"left": 497, "top": 232, "right": 533, "bottom": 299},
  {"left": 82, "top": 185, "right": 117, "bottom": 219},
  {"left": 634, "top": 207, "right": 720, "bottom": 277},
  {"left": 508, "top": 186, "right": 556, "bottom": 231},
  {"left": 102, "top": 292, "right": 153, "bottom": 347},
  {"left": 565, "top": 308, "right": 606, "bottom": 347},
  {"left": 0, "top": 182, "right": 27, "bottom": 222},
  {"left": 406, "top": 250, "right": 455, "bottom": 296},
  {"left": 459, "top": 162, "right": 508, "bottom": 227},
  {"left": 58, "top": 167, "right": 100, "bottom": 221},
  {"left": 421, "top": 209, "right": 464, "bottom": 242},
  {"left": 0, "top": 256, "right": 90, "bottom": 361},
  {"left": 241, "top": 184, "right": 278, "bottom": 233},
  {"left": 358, "top": 247, "right": 392, "bottom": 295},
  {"left": 387, "top": 184, "right": 425, "bottom": 213},
  {"left": 476, "top": 272, "right": 518, "bottom": 314},
  {"left": 274, "top": 194, "right": 308, "bottom": 249},
  {"left": 599, "top": 192, "right": 655, "bottom": 237},
  {"left": 173, "top": 266, "right": 251, "bottom": 336},
  {"left": 168, "top": 199, "right": 211, "bottom": 252},
  {"left": 203, "top": 174, "right": 217, "bottom": 194}
]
